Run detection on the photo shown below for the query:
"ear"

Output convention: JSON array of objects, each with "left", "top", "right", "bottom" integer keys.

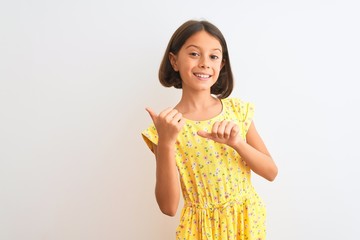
[
  {"left": 220, "top": 59, "right": 225, "bottom": 70},
  {"left": 169, "top": 52, "right": 179, "bottom": 71}
]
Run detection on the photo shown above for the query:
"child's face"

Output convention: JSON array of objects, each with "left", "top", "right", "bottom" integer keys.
[{"left": 170, "top": 30, "right": 224, "bottom": 94}]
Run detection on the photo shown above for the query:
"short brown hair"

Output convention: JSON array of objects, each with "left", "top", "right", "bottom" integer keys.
[{"left": 159, "top": 20, "right": 234, "bottom": 99}]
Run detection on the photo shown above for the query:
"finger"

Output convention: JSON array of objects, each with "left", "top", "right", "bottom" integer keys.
[
  {"left": 145, "top": 107, "right": 158, "bottom": 123},
  {"left": 197, "top": 130, "right": 212, "bottom": 139},
  {"left": 230, "top": 124, "right": 240, "bottom": 138},
  {"left": 211, "top": 121, "right": 220, "bottom": 138},
  {"left": 159, "top": 107, "right": 175, "bottom": 119},
  {"left": 224, "top": 121, "right": 234, "bottom": 139},
  {"left": 171, "top": 112, "right": 183, "bottom": 124},
  {"left": 165, "top": 109, "right": 179, "bottom": 122},
  {"left": 217, "top": 121, "right": 227, "bottom": 139},
  {"left": 177, "top": 117, "right": 186, "bottom": 129}
]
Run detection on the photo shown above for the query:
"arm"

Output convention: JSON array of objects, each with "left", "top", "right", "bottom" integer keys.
[
  {"left": 198, "top": 120, "right": 278, "bottom": 181},
  {"left": 153, "top": 142, "right": 180, "bottom": 216},
  {"left": 233, "top": 121, "right": 278, "bottom": 181},
  {"left": 146, "top": 107, "right": 185, "bottom": 216}
]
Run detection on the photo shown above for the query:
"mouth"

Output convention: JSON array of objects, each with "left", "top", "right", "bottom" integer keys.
[{"left": 193, "top": 73, "right": 212, "bottom": 79}]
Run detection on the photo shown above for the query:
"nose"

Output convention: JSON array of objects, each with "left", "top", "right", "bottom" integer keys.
[
  {"left": 199, "top": 57, "right": 210, "bottom": 69},
  {"left": 200, "top": 63, "right": 210, "bottom": 69}
]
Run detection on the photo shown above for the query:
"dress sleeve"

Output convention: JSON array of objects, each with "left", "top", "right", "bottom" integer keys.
[
  {"left": 243, "top": 101, "right": 255, "bottom": 135},
  {"left": 234, "top": 98, "right": 255, "bottom": 136},
  {"left": 141, "top": 124, "right": 158, "bottom": 153}
]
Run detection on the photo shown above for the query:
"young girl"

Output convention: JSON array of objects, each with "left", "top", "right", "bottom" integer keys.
[{"left": 142, "top": 20, "right": 278, "bottom": 240}]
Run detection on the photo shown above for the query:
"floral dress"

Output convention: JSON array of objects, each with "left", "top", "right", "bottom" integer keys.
[{"left": 142, "top": 98, "right": 266, "bottom": 240}]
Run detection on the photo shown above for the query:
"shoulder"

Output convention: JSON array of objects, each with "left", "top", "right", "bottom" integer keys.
[
  {"left": 222, "top": 97, "right": 255, "bottom": 121},
  {"left": 222, "top": 97, "right": 254, "bottom": 110},
  {"left": 141, "top": 123, "right": 158, "bottom": 152}
]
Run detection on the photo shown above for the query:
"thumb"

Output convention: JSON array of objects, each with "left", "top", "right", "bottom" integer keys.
[
  {"left": 197, "top": 130, "right": 212, "bottom": 139},
  {"left": 145, "top": 107, "right": 157, "bottom": 123}
]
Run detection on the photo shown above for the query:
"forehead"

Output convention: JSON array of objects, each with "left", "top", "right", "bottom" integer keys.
[{"left": 182, "top": 30, "right": 222, "bottom": 51}]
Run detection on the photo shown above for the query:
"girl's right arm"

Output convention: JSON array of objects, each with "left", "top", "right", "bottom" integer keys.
[
  {"left": 153, "top": 142, "right": 180, "bottom": 216},
  {"left": 146, "top": 107, "right": 185, "bottom": 216}
]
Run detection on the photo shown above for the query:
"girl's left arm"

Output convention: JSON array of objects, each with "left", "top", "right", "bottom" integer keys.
[
  {"left": 234, "top": 121, "right": 278, "bottom": 181},
  {"left": 198, "top": 120, "right": 278, "bottom": 181}
]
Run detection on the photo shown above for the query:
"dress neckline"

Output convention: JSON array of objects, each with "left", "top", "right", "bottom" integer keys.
[{"left": 182, "top": 98, "right": 225, "bottom": 123}]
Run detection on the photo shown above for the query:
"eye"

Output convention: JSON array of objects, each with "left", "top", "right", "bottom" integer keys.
[
  {"left": 210, "top": 55, "right": 220, "bottom": 60},
  {"left": 189, "top": 52, "right": 200, "bottom": 57}
]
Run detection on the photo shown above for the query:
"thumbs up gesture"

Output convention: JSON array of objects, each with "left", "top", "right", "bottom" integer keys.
[{"left": 146, "top": 107, "right": 186, "bottom": 145}]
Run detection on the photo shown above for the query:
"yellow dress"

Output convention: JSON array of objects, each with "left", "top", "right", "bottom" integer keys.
[{"left": 142, "top": 98, "right": 266, "bottom": 240}]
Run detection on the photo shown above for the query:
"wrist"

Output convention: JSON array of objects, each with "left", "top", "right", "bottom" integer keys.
[
  {"left": 157, "top": 139, "right": 176, "bottom": 150},
  {"left": 229, "top": 136, "right": 245, "bottom": 150}
]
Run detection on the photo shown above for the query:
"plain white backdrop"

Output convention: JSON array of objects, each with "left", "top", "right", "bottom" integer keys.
[{"left": 1, "top": 0, "right": 360, "bottom": 239}]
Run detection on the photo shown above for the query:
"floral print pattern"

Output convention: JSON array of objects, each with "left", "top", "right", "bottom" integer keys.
[{"left": 142, "top": 98, "right": 266, "bottom": 239}]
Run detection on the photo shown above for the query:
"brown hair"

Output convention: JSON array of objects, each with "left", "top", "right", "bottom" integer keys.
[{"left": 158, "top": 20, "right": 234, "bottom": 99}]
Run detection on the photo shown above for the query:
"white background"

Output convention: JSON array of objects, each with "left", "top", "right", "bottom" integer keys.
[{"left": 1, "top": 0, "right": 360, "bottom": 239}]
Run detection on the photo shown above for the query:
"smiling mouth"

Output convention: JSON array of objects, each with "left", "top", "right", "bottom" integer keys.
[{"left": 194, "top": 73, "right": 212, "bottom": 79}]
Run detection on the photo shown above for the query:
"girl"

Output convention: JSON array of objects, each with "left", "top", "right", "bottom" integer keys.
[{"left": 142, "top": 20, "right": 278, "bottom": 240}]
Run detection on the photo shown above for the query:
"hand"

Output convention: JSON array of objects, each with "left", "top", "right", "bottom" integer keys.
[
  {"left": 197, "top": 120, "right": 242, "bottom": 148},
  {"left": 146, "top": 107, "right": 185, "bottom": 145}
]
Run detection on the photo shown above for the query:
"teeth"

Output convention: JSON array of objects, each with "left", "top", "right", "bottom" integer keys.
[{"left": 195, "top": 73, "right": 210, "bottom": 78}]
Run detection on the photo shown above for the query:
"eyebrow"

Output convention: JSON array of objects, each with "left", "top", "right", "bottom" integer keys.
[{"left": 185, "top": 44, "right": 222, "bottom": 53}]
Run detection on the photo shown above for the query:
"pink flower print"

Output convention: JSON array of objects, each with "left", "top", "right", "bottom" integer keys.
[
  {"left": 191, "top": 162, "right": 197, "bottom": 170},
  {"left": 181, "top": 158, "right": 189, "bottom": 164}
]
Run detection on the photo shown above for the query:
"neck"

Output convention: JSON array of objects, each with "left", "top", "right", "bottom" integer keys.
[{"left": 176, "top": 89, "right": 218, "bottom": 112}]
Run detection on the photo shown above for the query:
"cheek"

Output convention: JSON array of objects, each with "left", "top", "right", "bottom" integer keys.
[
  {"left": 214, "top": 62, "right": 223, "bottom": 71},
  {"left": 179, "top": 59, "right": 194, "bottom": 70}
]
